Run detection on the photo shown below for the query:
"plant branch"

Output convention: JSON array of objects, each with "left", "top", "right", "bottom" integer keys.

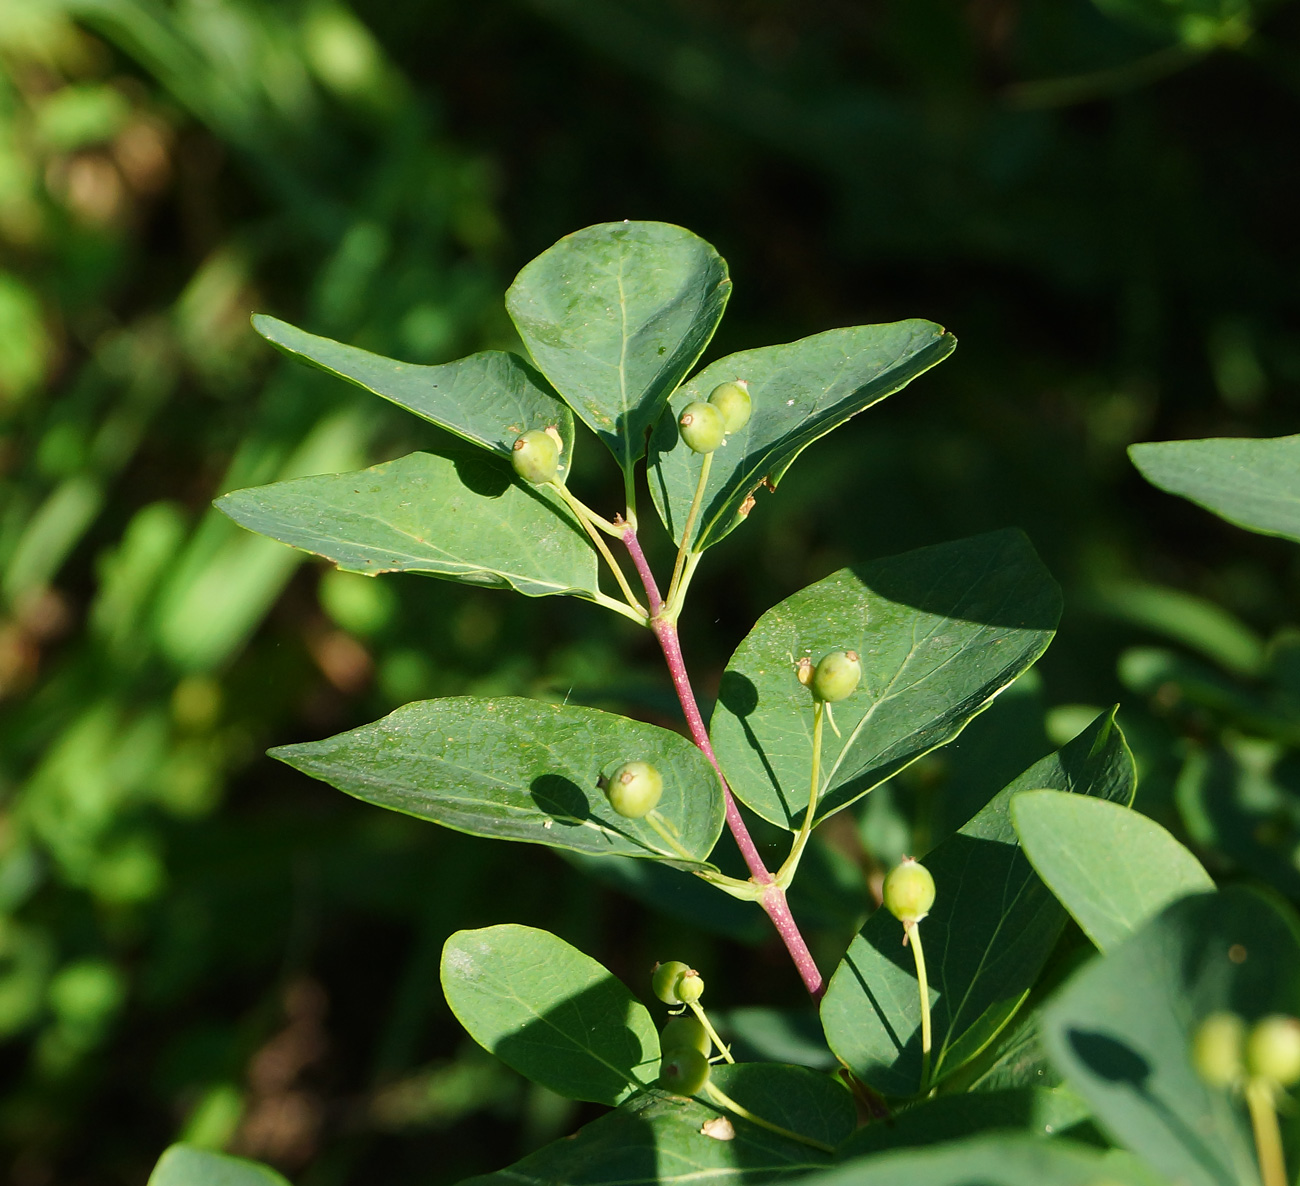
[
  {"left": 620, "top": 522, "right": 825, "bottom": 998},
  {"left": 551, "top": 485, "right": 646, "bottom": 617},
  {"left": 686, "top": 1001, "right": 734, "bottom": 1064}
]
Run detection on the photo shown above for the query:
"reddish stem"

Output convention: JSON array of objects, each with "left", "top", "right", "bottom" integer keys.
[{"left": 621, "top": 524, "right": 825, "bottom": 999}]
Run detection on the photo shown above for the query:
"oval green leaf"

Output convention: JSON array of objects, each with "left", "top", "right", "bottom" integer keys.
[
  {"left": 820, "top": 710, "right": 1135, "bottom": 1097},
  {"left": 799, "top": 1134, "right": 1164, "bottom": 1186},
  {"left": 441, "top": 925, "right": 659, "bottom": 1105},
  {"left": 147, "top": 1146, "right": 290, "bottom": 1186},
  {"left": 216, "top": 448, "right": 600, "bottom": 601},
  {"left": 270, "top": 697, "right": 725, "bottom": 868},
  {"left": 711, "top": 530, "right": 1061, "bottom": 830},
  {"left": 1129, "top": 434, "right": 1300, "bottom": 544},
  {"left": 1041, "top": 886, "right": 1300, "bottom": 1186},
  {"left": 252, "top": 314, "right": 577, "bottom": 478},
  {"left": 505, "top": 221, "right": 731, "bottom": 470},
  {"left": 1011, "top": 790, "right": 1214, "bottom": 952},
  {"left": 649, "top": 320, "right": 955, "bottom": 550},
  {"left": 456, "top": 1081, "right": 838, "bottom": 1186}
]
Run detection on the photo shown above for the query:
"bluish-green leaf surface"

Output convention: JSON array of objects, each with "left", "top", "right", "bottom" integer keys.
[
  {"left": 820, "top": 710, "right": 1135, "bottom": 1097},
  {"left": 216, "top": 448, "right": 600, "bottom": 600},
  {"left": 711, "top": 530, "right": 1061, "bottom": 830},
  {"left": 1129, "top": 434, "right": 1300, "bottom": 544},
  {"left": 457, "top": 1076, "right": 839, "bottom": 1186},
  {"left": 838, "top": 1086, "right": 1090, "bottom": 1158},
  {"left": 147, "top": 1146, "right": 290, "bottom": 1186},
  {"left": 1042, "top": 886, "right": 1300, "bottom": 1186},
  {"left": 251, "top": 314, "right": 577, "bottom": 478},
  {"left": 441, "top": 925, "right": 659, "bottom": 1105},
  {"left": 506, "top": 221, "right": 730, "bottom": 470},
  {"left": 649, "top": 321, "right": 955, "bottom": 551},
  {"left": 797, "top": 1134, "right": 1164, "bottom": 1186},
  {"left": 270, "top": 697, "right": 725, "bottom": 867},
  {"left": 1012, "top": 790, "right": 1214, "bottom": 952}
]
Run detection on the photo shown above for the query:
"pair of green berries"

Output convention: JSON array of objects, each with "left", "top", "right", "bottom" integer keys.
[
  {"left": 799, "top": 649, "right": 863, "bottom": 703},
  {"left": 508, "top": 377, "right": 753, "bottom": 484},
  {"left": 678, "top": 380, "right": 752, "bottom": 455},
  {"left": 1193, "top": 1011, "right": 1300, "bottom": 1090},
  {"left": 653, "top": 962, "right": 712, "bottom": 1094}
]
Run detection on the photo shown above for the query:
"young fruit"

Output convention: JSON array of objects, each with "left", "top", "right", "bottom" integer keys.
[
  {"left": 659, "top": 1045, "right": 711, "bottom": 1095},
  {"left": 1191, "top": 1011, "right": 1245, "bottom": 1087},
  {"left": 603, "top": 761, "right": 663, "bottom": 818},
  {"left": 661, "top": 1014, "right": 711, "bottom": 1057},
  {"left": 677, "top": 968, "right": 705, "bottom": 1002},
  {"left": 708, "top": 380, "right": 751, "bottom": 433},
  {"left": 679, "top": 402, "right": 725, "bottom": 454},
  {"left": 812, "top": 650, "right": 861, "bottom": 702},
  {"left": 510, "top": 429, "right": 559, "bottom": 484},
  {"left": 883, "top": 858, "right": 936, "bottom": 925},
  {"left": 652, "top": 960, "right": 695, "bottom": 1005},
  {"left": 1245, "top": 1014, "right": 1300, "bottom": 1086}
]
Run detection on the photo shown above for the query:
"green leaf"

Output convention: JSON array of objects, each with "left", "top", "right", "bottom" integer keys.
[
  {"left": 505, "top": 221, "right": 730, "bottom": 470},
  {"left": 1012, "top": 790, "right": 1214, "bottom": 952},
  {"left": 271, "top": 697, "right": 725, "bottom": 868},
  {"left": 838, "top": 1087, "right": 1090, "bottom": 1158},
  {"left": 457, "top": 1083, "right": 836, "bottom": 1186},
  {"left": 147, "top": 1146, "right": 290, "bottom": 1186},
  {"left": 711, "top": 530, "right": 1061, "bottom": 830},
  {"left": 649, "top": 321, "right": 955, "bottom": 551},
  {"left": 800, "top": 1134, "right": 1165, "bottom": 1186},
  {"left": 441, "top": 925, "right": 659, "bottom": 1105},
  {"left": 1130, "top": 435, "right": 1300, "bottom": 545},
  {"left": 820, "top": 710, "right": 1135, "bottom": 1097},
  {"left": 216, "top": 448, "right": 600, "bottom": 601},
  {"left": 252, "top": 314, "right": 577, "bottom": 478},
  {"left": 708, "top": 1062, "right": 857, "bottom": 1150},
  {"left": 1041, "top": 886, "right": 1300, "bottom": 1186}
]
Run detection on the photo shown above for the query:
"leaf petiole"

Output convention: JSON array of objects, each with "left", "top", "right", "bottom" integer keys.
[{"left": 550, "top": 483, "right": 647, "bottom": 618}]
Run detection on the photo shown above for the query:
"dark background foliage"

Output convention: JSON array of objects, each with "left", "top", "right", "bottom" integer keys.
[{"left": 1, "top": 0, "right": 1297, "bottom": 1181}]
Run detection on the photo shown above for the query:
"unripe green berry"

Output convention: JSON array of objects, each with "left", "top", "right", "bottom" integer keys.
[
  {"left": 812, "top": 650, "right": 861, "bottom": 703},
  {"left": 708, "top": 380, "right": 751, "bottom": 433},
  {"left": 510, "top": 429, "right": 559, "bottom": 484},
  {"left": 659, "top": 1045, "right": 711, "bottom": 1095},
  {"left": 679, "top": 402, "right": 725, "bottom": 454},
  {"left": 883, "top": 858, "right": 936, "bottom": 925},
  {"left": 1191, "top": 1012, "right": 1245, "bottom": 1087},
  {"left": 677, "top": 969, "right": 705, "bottom": 1003},
  {"left": 604, "top": 760, "right": 663, "bottom": 819},
  {"left": 650, "top": 957, "right": 702, "bottom": 1003},
  {"left": 1245, "top": 1014, "right": 1300, "bottom": 1087},
  {"left": 661, "top": 1015, "right": 711, "bottom": 1057}
]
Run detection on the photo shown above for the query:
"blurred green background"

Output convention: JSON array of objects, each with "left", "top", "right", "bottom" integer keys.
[{"left": 1, "top": 0, "right": 1298, "bottom": 1181}]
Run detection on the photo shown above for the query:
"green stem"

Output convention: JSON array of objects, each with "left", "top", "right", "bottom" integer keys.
[
  {"left": 1246, "top": 1077, "right": 1288, "bottom": 1186},
  {"left": 686, "top": 1002, "right": 734, "bottom": 1064},
  {"left": 665, "top": 452, "right": 712, "bottom": 610},
  {"left": 645, "top": 810, "right": 698, "bottom": 863},
  {"left": 702, "top": 1082, "right": 836, "bottom": 1154},
  {"left": 551, "top": 484, "right": 646, "bottom": 617},
  {"left": 777, "top": 699, "right": 824, "bottom": 887},
  {"left": 663, "top": 550, "right": 703, "bottom": 619},
  {"left": 591, "top": 592, "right": 652, "bottom": 625},
  {"left": 905, "top": 920, "right": 932, "bottom": 1092}
]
